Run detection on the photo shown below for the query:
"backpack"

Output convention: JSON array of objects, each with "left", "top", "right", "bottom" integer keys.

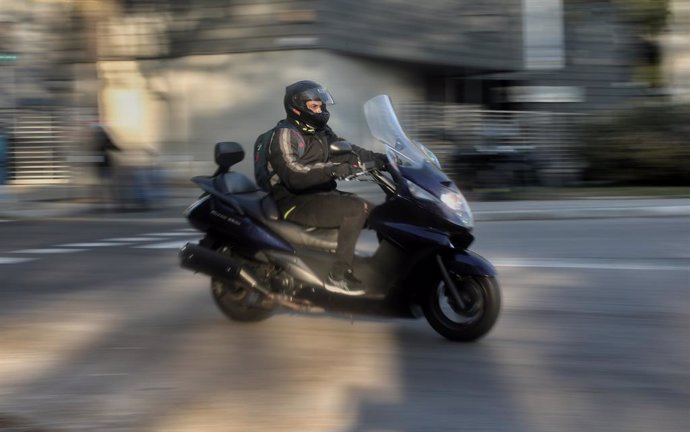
[{"left": 254, "top": 121, "right": 305, "bottom": 191}]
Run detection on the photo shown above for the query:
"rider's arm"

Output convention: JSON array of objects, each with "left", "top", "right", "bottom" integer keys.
[
  {"left": 269, "top": 127, "right": 337, "bottom": 191},
  {"left": 351, "top": 144, "right": 377, "bottom": 162},
  {"left": 325, "top": 128, "right": 386, "bottom": 169},
  {"left": 325, "top": 127, "right": 378, "bottom": 163}
]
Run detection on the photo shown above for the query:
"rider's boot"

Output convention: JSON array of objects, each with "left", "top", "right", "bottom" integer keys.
[{"left": 326, "top": 263, "right": 365, "bottom": 296}]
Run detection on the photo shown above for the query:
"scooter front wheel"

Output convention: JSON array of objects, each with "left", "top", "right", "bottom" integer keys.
[
  {"left": 422, "top": 275, "right": 501, "bottom": 341},
  {"left": 211, "top": 278, "right": 274, "bottom": 322}
]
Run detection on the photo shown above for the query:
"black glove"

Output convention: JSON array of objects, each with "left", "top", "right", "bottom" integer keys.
[
  {"left": 332, "top": 163, "right": 357, "bottom": 179},
  {"left": 374, "top": 153, "right": 388, "bottom": 171}
]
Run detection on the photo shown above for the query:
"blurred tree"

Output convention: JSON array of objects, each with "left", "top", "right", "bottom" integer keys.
[
  {"left": 577, "top": 103, "right": 690, "bottom": 185},
  {"left": 614, "top": 0, "right": 670, "bottom": 88},
  {"left": 615, "top": 0, "right": 670, "bottom": 34}
]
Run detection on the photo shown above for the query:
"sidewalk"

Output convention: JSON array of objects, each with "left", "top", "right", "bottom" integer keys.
[
  {"left": 0, "top": 184, "right": 199, "bottom": 222},
  {"left": 472, "top": 198, "right": 690, "bottom": 221},
  {"left": 1, "top": 183, "right": 690, "bottom": 222}
]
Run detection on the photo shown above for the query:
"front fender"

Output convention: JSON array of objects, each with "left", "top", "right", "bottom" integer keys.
[{"left": 446, "top": 250, "right": 497, "bottom": 277}]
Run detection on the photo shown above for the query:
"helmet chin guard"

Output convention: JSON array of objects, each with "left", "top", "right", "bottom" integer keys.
[{"left": 284, "top": 80, "right": 335, "bottom": 129}]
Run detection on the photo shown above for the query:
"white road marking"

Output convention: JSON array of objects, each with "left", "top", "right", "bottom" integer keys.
[
  {"left": 88, "top": 373, "right": 130, "bottom": 377},
  {"left": 102, "top": 237, "right": 161, "bottom": 242},
  {"left": 0, "top": 257, "right": 37, "bottom": 264},
  {"left": 176, "top": 228, "right": 197, "bottom": 232},
  {"left": 493, "top": 258, "right": 689, "bottom": 271},
  {"left": 59, "top": 242, "right": 130, "bottom": 248},
  {"left": 134, "top": 239, "right": 199, "bottom": 249},
  {"left": 13, "top": 248, "right": 88, "bottom": 254},
  {"left": 142, "top": 232, "right": 200, "bottom": 237},
  {"left": 0, "top": 228, "right": 197, "bottom": 265}
]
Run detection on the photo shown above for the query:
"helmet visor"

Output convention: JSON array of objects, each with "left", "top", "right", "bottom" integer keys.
[{"left": 294, "top": 87, "right": 335, "bottom": 106}]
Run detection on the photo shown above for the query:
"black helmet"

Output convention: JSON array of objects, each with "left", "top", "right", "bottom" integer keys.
[{"left": 284, "top": 80, "right": 335, "bottom": 129}]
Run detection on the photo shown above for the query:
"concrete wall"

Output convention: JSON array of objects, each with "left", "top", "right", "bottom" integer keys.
[
  {"left": 98, "top": 49, "right": 424, "bottom": 179},
  {"left": 319, "top": 0, "right": 523, "bottom": 71}
]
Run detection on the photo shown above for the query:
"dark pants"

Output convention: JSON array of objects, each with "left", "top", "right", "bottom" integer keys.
[{"left": 278, "top": 191, "right": 369, "bottom": 274}]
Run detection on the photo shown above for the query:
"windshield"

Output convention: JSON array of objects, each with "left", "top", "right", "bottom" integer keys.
[
  {"left": 364, "top": 95, "right": 439, "bottom": 170},
  {"left": 363, "top": 95, "right": 473, "bottom": 229}
]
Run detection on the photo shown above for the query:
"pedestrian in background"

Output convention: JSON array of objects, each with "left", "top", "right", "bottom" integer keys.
[{"left": 91, "top": 122, "right": 121, "bottom": 208}]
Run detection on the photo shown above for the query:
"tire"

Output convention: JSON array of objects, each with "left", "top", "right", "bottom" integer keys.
[
  {"left": 422, "top": 275, "right": 501, "bottom": 342},
  {"left": 211, "top": 277, "right": 274, "bottom": 322}
]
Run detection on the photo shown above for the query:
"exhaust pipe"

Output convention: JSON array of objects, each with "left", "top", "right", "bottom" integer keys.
[
  {"left": 179, "top": 242, "right": 266, "bottom": 294},
  {"left": 179, "top": 243, "right": 280, "bottom": 305},
  {"left": 179, "top": 243, "right": 320, "bottom": 313},
  {"left": 179, "top": 242, "right": 244, "bottom": 282}
]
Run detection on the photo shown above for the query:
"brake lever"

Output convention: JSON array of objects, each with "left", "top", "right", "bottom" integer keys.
[{"left": 343, "top": 170, "right": 368, "bottom": 181}]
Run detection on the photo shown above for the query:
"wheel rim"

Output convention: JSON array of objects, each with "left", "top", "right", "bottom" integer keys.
[
  {"left": 435, "top": 278, "right": 484, "bottom": 325},
  {"left": 212, "top": 278, "right": 247, "bottom": 302}
]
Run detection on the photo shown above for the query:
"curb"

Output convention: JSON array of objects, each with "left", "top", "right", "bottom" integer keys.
[{"left": 474, "top": 204, "right": 690, "bottom": 221}]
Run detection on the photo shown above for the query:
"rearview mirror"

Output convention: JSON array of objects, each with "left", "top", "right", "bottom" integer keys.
[{"left": 329, "top": 140, "right": 353, "bottom": 156}]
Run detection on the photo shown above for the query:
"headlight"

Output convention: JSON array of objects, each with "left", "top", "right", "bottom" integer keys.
[
  {"left": 406, "top": 181, "right": 474, "bottom": 228},
  {"left": 440, "top": 192, "right": 463, "bottom": 210},
  {"left": 441, "top": 191, "right": 473, "bottom": 227}
]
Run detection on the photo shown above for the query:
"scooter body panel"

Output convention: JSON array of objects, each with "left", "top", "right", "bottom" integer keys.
[
  {"left": 446, "top": 250, "right": 498, "bottom": 277},
  {"left": 187, "top": 195, "right": 295, "bottom": 254}
]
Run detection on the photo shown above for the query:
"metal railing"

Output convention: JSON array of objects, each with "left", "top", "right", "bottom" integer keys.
[
  {"left": 0, "top": 102, "right": 587, "bottom": 187},
  {"left": 1, "top": 107, "right": 77, "bottom": 184},
  {"left": 398, "top": 102, "right": 586, "bottom": 187}
]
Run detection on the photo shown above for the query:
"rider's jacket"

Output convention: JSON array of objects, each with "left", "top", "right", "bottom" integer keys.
[{"left": 267, "top": 118, "right": 376, "bottom": 203}]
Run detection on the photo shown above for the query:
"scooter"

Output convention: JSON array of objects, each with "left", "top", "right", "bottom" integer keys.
[{"left": 179, "top": 95, "right": 500, "bottom": 341}]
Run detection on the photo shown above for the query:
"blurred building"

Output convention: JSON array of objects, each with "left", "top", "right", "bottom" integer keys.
[
  {"left": 0, "top": 0, "right": 681, "bottom": 184},
  {"left": 663, "top": 0, "right": 690, "bottom": 102},
  {"left": 0, "top": 0, "right": 93, "bottom": 184}
]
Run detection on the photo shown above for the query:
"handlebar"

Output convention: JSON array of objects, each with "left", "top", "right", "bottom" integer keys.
[
  {"left": 342, "top": 160, "right": 379, "bottom": 181},
  {"left": 342, "top": 170, "right": 370, "bottom": 181}
]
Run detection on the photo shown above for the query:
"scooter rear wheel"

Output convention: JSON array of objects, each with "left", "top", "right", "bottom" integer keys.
[
  {"left": 422, "top": 275, "right": 501, "bottom": 341},
  {"left": 211, "top": 278, "right": 274, "bottom": 322}
]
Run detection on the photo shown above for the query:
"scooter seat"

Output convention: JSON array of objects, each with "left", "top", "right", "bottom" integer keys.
[
  {"left": 215, "top": 172, "right": 259, "bottom": 194},
  {"left": 232, "top": 193, "right": 339, "bottom": 252}
]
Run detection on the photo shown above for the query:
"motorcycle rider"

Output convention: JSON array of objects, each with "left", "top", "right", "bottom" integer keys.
[{"left": 267, "top": 80, "right": 386, "bottom": 296}]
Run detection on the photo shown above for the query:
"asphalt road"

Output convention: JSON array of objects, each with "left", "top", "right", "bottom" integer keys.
[{"left": 0, "top": 216, "right": 688, "bottom": 431}]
